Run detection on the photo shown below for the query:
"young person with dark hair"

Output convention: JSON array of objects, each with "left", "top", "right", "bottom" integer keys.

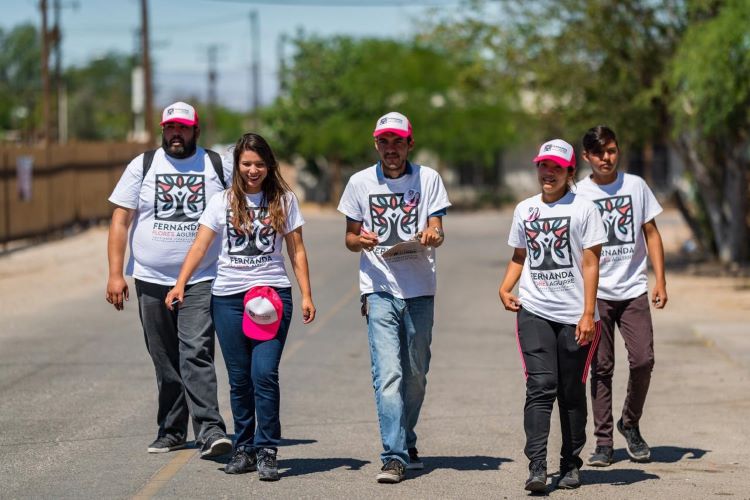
[
  {"left": 499, "top": 139, "right": 606, "bottom": 492},
  {"left": 166, "top": 133, "right": 316, "bottom": 481},
  {"left": 576, "top": 126, "right": 667, "bottom": 466}
]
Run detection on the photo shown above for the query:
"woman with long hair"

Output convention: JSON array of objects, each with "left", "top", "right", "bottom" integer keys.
[
  {"left": 166, "top": 133, "right": 315, "bottom": 481},
  {"left": 498, "top": 139, "right": 606, "bottom": 492}
]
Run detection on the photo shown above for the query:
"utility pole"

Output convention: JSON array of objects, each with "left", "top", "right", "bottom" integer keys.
[
  {"left": 40, "top": 0, "right": 51, "bottom": 144},
  {"left": 52, "top": 0, "right": 66, "bottom": 143},
  {"left": 277, "top": 33, "right": 288, "bottom": 95},
  {"left": 249, "top": 10, "right": 260, "bottom": 128},
  {"left": 207, "top": 44, "right": 218, "bottom": 146},
  {"left": 140, "top": 0, "right": 153, "bottom": 144}
]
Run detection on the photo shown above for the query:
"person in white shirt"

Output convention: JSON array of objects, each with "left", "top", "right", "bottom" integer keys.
[
  {"left": 499, "top": 139, "right": 607, "bottom": 492},
  {"left": 165, "top": 133, "right": 315, "bottom": 481},
  {"left": 337, "top": 111, "right": 451, "bottom": 484},
  {"left": 575, "top": 126, "right": 667, "bottom": 467},
  {"left": 106, "top": 101, "right": 232, "bottom": 458}
]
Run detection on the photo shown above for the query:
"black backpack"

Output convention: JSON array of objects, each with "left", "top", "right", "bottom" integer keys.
[{"left": 141, "top": 148, "right": 227, "bottom": 188}]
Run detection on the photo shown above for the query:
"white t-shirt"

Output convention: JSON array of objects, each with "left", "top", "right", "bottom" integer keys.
[
  {"left": 508, "top": 191, "right": 607, "bottom": 325},
  {"left": 108, "top": 147, "right": 233, "bottom": 285},
  {"left": 199, "top": 190, "right": 304, "bottom": 296},
  {"left": 337, "top": 162, "right": 452, "bottom": 299},
  {"left": 574, "top": 172, "right": 662, "bottom": 300}
]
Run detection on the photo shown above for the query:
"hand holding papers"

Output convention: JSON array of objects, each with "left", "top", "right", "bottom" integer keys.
[{"left": 382, "top": 238, "right": 425, "bottom": 258}]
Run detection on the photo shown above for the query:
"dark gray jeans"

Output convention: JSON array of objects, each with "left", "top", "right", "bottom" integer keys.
[
  {"left": 135, "top": 279, "right": 226, "bottom": 443},
  {"left": 590, "top": 293, "right": 655, "bottom": 446}
]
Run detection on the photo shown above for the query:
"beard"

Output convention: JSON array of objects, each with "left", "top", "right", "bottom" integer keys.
[{"left": 162, "top": 134, "right": 198, "bottom": 159}]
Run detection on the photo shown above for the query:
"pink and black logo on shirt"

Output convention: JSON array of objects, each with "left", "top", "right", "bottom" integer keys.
[
  {"left": 154, "top": 174, "right": 205, "bottom": 221},
  {"left": 594, "top": 195, "right": 634, "bottom": 246},
  {"left": 524, "top": 216, "right": 573, "bottom": 270},
  {"left": 226, "top": 208, "right": 276, "bottom": 256},
  {"left": 369, "top": 193, "right": 419, "bottom": 246}
]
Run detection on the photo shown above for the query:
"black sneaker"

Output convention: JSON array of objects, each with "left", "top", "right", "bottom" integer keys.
[
  {"left": 224, "top": 449, "right": 257, "bottom": 474},
  {"left": 407, "top": 447, "right": 424, "bottom": 470},
  {"left": 588, "top": 445, "right": 614, "bottom": 467},
  {"left": 199, "top": 432, "right": 233, "bottom": 458},
  {"left": 147, "top": 435, "right": 186, "bottom": 454},
  {"left": 257, "top": 448, "right": 279, "bottom": 481},
  {"left": 524, "top": 460, "right": 547, "bottom": 493},
  {"left": 617, "top": 418, "right": 651, "bottom": 462},
  {"left": 556, "top": 466, "right": 581, "bottom": 489},
  {"left": 376, "top": 459, "right": 405, "bottom": 483}
]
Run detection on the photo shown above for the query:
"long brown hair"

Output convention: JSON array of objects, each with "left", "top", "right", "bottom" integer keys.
[{"left": 228, "top": 133, "right": 292, "bottom": 234}]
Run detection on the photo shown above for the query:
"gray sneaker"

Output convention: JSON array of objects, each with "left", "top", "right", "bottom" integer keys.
[
  {"left": 617, "top": 418, "right": 651, "bottom": 462},
  {"left": 147, "top": 435, "right": 186, "bottom": 454},
  {"left": 224, "top": 449, "right": 257, "bottom": 474},
  {"left": 257, "top": 448, "right": 279, "bottom": 481},
  {"left": 588, "top": 445, "right": 614, "bottom": 467},
  {"left": 524, "top": 460, "right": 547, "bottom": 493},
  {"left": 557, "top": 466, "right": 581, "bottom": 489},
  {"left": 199, "top": 433, "right": 233, "bottom": 458}
]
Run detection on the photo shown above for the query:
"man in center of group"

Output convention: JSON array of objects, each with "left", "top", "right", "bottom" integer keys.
[{"left": 337, "top": 111, "right": 451, "bottom": 484}]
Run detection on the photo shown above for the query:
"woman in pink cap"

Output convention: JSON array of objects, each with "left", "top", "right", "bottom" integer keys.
[
  {"left": 166, "top": 133, "right": 315, "bottom": 481},
  {"left": 498, "top": 139, "right": 606, "bottom": 492}
]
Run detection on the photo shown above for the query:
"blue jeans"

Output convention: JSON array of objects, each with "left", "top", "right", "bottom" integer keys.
[
  {"left": 211, "top": 287, "right": 292, "bottom": 451},
  {"left": 365, "top": 292, "right": 434, "bottom": 465}
]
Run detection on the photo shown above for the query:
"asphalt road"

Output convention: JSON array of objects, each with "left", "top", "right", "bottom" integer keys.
[{"left": 0, "top": 210, "right": 748, "bottom": 499}]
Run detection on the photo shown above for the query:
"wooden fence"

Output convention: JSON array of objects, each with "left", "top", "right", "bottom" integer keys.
[
  {"left": 0, "top": 142, "right": 300, "bottom": 245},
  {"left": 1, "top": 142, "right": 154, "bottom": 243}
]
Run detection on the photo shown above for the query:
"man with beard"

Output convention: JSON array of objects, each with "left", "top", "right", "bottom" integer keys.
[
  {"left": 337, "top": 111, "right": 451, "bottom": 483},
  {"left": 106, "top": 102, "right": 233, "bottom": 457}
]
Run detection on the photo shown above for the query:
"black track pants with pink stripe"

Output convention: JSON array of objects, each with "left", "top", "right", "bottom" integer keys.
[{"left": 516, "top": 308, "right": 600, "bottom": 470}]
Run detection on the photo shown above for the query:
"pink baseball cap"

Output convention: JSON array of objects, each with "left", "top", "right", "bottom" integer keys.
[
  {"left": 160, "top": 101, "right": 199, "bottom": 127},
  {"left": 373, "top": 111, "right": 412, "bottom": 138},
  {"left": 533, "top": 139, "right": 576, "bottom": 168},
  {"left": 242, "top": 286, "right": 283, "bottom": 341}
]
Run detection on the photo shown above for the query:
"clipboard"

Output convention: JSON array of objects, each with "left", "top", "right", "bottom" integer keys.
[{"left": 382, "top": 239, "right": 425, "bottom": 258}]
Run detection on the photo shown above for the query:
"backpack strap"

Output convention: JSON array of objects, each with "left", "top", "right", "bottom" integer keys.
[
  {"left": 206, "top": 149, "right": 227, "bottom": 189},
  {"left": 141, "top": 149, "right": 157, "bottom": 180},
  {"left": 142, "top": 148, "right": 226, "bottom": 189}
]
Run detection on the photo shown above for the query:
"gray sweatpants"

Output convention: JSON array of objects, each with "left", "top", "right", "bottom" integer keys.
[{"left": 135, "top": 279, "right": 226, "bottom": 443}]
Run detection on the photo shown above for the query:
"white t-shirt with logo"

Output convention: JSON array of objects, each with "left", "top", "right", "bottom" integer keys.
[
  {"left": 199, "top": 190, "right": 304, "bottom": 296},
  {"left": 337, "top": 163, "right": 451, "bottom": 299},
  {"left": 508, "top": 191, "right": 607, "bottom": 325},
  {"left": 108, "top": 147, "right": 233, "bottom": 285},
  {"left": 574, "top": 172, "right": 662, "bottom": 300}
]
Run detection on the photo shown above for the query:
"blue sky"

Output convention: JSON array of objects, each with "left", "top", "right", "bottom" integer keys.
[{"left": 3, "top": 0, "right": 461, "bottom": 110}]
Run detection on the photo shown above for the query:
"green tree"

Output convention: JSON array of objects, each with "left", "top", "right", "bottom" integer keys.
[
  {"left": 443, "top": 0, "right": 685, "bottom": 159},
  {"left": 667, "top": 0, "right": 750, "bottom": 263},
  {"left": 424, "top": 0, "right": 748, "bottom": 264},
  {"left": 0, "top": 23, "right": 42, "bottom": 139},
  {"left": 64, "top": 52, "right": 134, "bottom": 140},
  {"left": 262, "top": 33, "right": 517, "bottom": 203}
]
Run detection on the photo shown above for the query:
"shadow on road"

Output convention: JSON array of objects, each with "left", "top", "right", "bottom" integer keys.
[
  {"left": 279, "top": 438, "right": 318, "bottom": 447},
  {"left": 280, "top": 457, "right": 371, "bottom": 477},
  {"left": 609, "top": 445, "right": 707, "bottom": 465},
  {"left": 412, "top": 455, "right": 513, "bottom": 476},
  {"left": 648, "top": 446, "right": 708, "bottom": 463},
  {"left": 583, "top": 468, "right": 660, "bottom": 486}
]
